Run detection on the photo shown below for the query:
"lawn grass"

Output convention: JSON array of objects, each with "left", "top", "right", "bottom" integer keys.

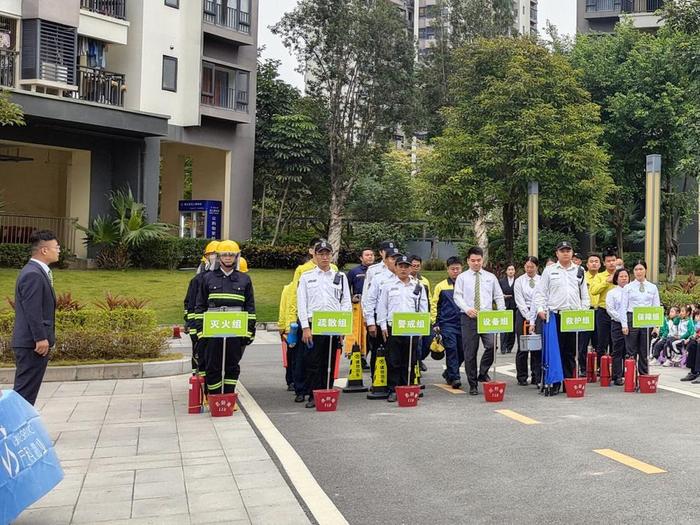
[{"left": 0, "top": 268, "right": 296, "bottom": 326}]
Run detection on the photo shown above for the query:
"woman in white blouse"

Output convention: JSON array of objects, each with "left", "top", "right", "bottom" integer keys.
[
  {"left": 621, "top": 260, "right": 661, "bottom": 376},
  {"left": 606, "top": 267, "right": 630, "bottom": 385},
  {"left": 513, "top": 256, "right": 541, "bottom": 386}
]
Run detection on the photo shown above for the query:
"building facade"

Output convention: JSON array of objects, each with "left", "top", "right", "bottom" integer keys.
[
  {"left": 0, "top": 0, "right": 257, "bottom": 257},
  {"left": 577, "top": 0, "right": 664, "bottom": 33}
]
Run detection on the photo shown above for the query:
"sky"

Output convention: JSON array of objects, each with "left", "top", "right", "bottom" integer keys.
[{"left": 258, "top": 0, "right": 578, "bottom": 91}]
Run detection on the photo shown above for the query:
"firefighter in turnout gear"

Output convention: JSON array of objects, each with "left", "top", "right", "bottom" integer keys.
[
  {"left": 194, "top": 240, "right": 256, "bottom": 395},
  {"left": 184, "top": 240, "right": 219, "bottom": 375}
]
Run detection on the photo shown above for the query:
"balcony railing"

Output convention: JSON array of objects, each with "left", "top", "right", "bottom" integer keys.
[
  {"left": 80, "top": 0, "right": 127, "bottom": 20},
  {"left": 0, "top": 214, "right": 77, "bottom": 254},
  {"left": 203, "top": 1, "right": 251, "bottom": 34},
  {"left": 586, "top": 0, "right": 664, "bottom": 13},
  {"left": 73, "top": 65, "right": 126, "bottom": 107},
  {"left": 0, "top": 50, "right": 17, "bottom": 88}
]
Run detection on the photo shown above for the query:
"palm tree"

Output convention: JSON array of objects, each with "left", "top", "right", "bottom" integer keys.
[{"left": 77, "top": 188, "right": 172, "bottom": 269}]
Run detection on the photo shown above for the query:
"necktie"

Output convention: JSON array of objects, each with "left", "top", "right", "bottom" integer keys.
[
  {"left": 639, "top": 282, "right": 645, "bottom": 293},
  {"left": 474, "top": 272, "right": 481, "bottom": 311},
  {"left": 47, "top": 269, "right": 54, "bottom": 288},
  {"left": 529, "top": 277, "right": 535, "bottom": 289}
]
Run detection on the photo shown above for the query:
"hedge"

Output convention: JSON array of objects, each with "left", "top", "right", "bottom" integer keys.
[
  {"left": 678, "top": 256, "right": 700, "bottom": 275},
  {"left": 0, "top": 308, "right": 168, "bottom": 362},
  {"left": 130, "top": 238, "right": 361, "bottom": 270},
  {"left": 0, "top": 243, "right": 70, "bottom": 269}
]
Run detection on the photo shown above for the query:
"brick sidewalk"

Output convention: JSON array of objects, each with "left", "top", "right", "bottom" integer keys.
[{"left": 4, "top": 376, "right": 311, "bottom": 525}]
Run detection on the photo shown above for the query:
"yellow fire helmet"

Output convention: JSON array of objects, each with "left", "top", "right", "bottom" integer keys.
[
  {"left": 217, "top": 240, "right": 241, "bottom": 254},
  {"left": 238, "top": 256, "right": 249, "bottom": 273},
  {"left": 204, "top": 240, "right": 220, "bottom": 255}
]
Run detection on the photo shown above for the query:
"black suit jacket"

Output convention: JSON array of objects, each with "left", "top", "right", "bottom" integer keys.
[
  {"left": 499, "top": 277, "right": 516, "bottom": 311},
  {"left": 12, "top": 260, "right": 56, "bottom": 348}
]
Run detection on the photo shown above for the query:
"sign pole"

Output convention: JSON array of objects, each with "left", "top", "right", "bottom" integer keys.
[
  {"left": 575, "top": 331, "right": 579, "bottom": 379},
  {"left": 493, "top": 333, "right": 497, "bottom": 380},
  {"left": 407, "top": 336, "right": 413, "bottom": 387},
  {"left": 327, "top": 337, "right": 333, "bottom": 390},
  {"left": 221, "top": 337, "right": 226, "bottom": 395}
]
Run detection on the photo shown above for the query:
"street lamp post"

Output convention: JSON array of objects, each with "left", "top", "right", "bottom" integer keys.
[
  {"left": 528, "top": 182, "right": 539, "bottom": 258},
  {"left": 645, "top": 154, "right": 662, "bottom": 283}
]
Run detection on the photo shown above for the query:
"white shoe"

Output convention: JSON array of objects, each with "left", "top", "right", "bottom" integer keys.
[
  {"left": 649, "top": 358, "right": 659, "bottom": 366},
  {"left": 662, "top": 360, "right": 672, "bottom": 367}
]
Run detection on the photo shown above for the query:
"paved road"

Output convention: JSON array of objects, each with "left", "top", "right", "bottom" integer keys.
[{"left": 242, "top": 342, "right": 700, "bottom": 525}]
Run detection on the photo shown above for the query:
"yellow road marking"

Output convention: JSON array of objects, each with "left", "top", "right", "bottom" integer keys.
[
  {"left": 593, "top": 449, "right": 666, "bottom": 474},
  {"left": 433, "top": 383, "right": 466, "bottom": 395},
  {"left": 495, "top": 409, "right": 541, "bottom": 425}
]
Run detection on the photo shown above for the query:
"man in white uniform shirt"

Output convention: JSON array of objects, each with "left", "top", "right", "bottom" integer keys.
[
  {"left": 297, "top": 241, "right": 352, "bottom": 408},
  {"left": 453, "top": 247, "right": 506, "bottom": 395},
  {"left": 376, "top": 255, "right": 428, "bottom": 402},
  {"left": 533, "top": 241, "right": 590, "bottom": 383}
]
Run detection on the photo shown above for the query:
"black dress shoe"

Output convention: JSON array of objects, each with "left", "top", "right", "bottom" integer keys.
[
  {"left": 305, "top": 399, "right": 316, "bottom": 408},
  {"left": 477, "top": 374, "right": 491, "bottom": 382},
  {"left": 361, "top": 357, "right": 370, "bottom": 370},
  {"left": 387, "top": 392, "right": 397, "bottom": 402},
  {"left": 614, "top": 378, "right": 624, "bottom": 386},
  {"left": 469, "top": 387, "right": 479, "bottom": 395},
  {"left": 294, "top": 394, "right": 305, "bottom": 403},
  {"left": 531, "top": 379, "right": 541, "bottom": 386},
  {"left": 287, "top": 384, "right": 295, "bottom": 392},
  {"left": 452, "top": 380, "right": 462, "bottom": 389},
  {"left": 442, "top": 370, "right": 448, "bottom": 380},
  {"left": 419, "top": 361, "right": 428, "bottom": 372},
  {"left": 681, "top": 373, "right": 699, "bottom": 382},
  {"left": 518, "top": 380, "right": 528, "bottom": 386}
]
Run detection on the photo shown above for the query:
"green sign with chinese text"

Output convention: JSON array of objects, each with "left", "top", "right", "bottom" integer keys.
[
  {"left": 632, "top": 307, "right": 664, "bottom": 328},
  {"left": 202, "top": 311, "right": 249, "bottom": 337},
  {"left": 477, "top": 310, "right": 514, "bottom": 334},
  {"left": 391, "top": 312, "right": 431, "bottom": 336},
  {"left": 560, "top": 310, "right": 595, "bottom": 332},
  {"left": 311, "top": 310, "right": 353, "bottom": 335}
]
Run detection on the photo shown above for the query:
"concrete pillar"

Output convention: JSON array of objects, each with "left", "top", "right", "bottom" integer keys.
[
  {"left": 645, "top": 154, "right": 662, "bottom": 283},
  {"left": 66, "top": 149, "right": 91, "bottom": 258},
  {"left": 143, "top": 137, "right": 161, "bottom": 224},
  {"left": 227, "top": 124, "right": 254, "bottom": 240},
  {"left": 527, "top": 182, "right": 539, "bottom": 258},
  {"left": 159, "top": 145, "right": 185, "bottom": 225}
]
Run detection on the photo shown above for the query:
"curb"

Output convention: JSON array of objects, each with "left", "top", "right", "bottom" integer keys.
[{"left": 0, "top": 357, "right": 190, "bottom": 384}]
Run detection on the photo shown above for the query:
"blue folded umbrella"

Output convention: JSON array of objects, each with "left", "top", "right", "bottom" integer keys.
[{"left": 542, "top": 313, "right": 564, "bottom": 386}]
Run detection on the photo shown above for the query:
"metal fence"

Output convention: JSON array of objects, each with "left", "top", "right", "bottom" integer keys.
[
  {"left": 80, "top": 0, "right": 126, "bottom": 20},
  {"left": 0, "top": 215, "right": 78, "bottom": 254},
  {"left": 0, "top": 49, "right": 17, "bottom": 88},
  {"left": 76, "top": 65, "right": 125, "bottom": 107}
]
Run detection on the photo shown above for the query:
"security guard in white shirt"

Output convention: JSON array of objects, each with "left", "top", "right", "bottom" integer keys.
[
  {"left": 533, "top": 241, "right": 590, "bottom": 381},
  {"left": 376, "top": 255, "right": 428, "bottom": 402},
  {"left": 296, "top": 241, "right": 352, "bottom": 408},
  {"left": 453, "top": 246, "right": 506, "bottom": 395},
  {"left": 362, "top": 246, "right": 400, "bottom": 381}
]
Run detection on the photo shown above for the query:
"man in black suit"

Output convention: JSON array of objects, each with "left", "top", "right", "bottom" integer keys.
[
  {"left": 12, "top": 230, "right": 59, "bottom": 405},
  {"left": 499, "top": 263, "right": 517, "bottom": 354}
]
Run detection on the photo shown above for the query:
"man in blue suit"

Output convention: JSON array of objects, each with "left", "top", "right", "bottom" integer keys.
[{"left": 12, "top": 230, "right": 59, "bottom": 405}]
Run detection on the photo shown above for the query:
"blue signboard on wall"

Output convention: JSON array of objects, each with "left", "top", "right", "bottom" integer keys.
[{"left": 178, "top": 200, "right": 221, "bottom": 240}]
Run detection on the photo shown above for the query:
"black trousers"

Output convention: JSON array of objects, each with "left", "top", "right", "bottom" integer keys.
[
  {"left": 386, "top": 330, "right": 418, "bottom": 390},
  {"left": 189, "top": 334, "right": 199, "bottom": 373},
  {"left": 624, "top": 313, "right": 649, "bottom": 375},
  {"left": 13, "top": 347, "right": 49, "bottom": 406},
  {"left": 300, "top": 335, "right": 339, "bottom": 395},
  {"left": 595, "top": 308, "right": 613, "bottom": 357},
  {"left": 500, "top": 310, "right": 516, "bottom": 353},
  {"left": 610, "top": 320, "right": 626, "bottom": 380},
  {"left": 553, "top": 317, "right": 577, "bottom": 380},
  {"left": 515, "top": 311, "right": 542, "bottom": 383},
  {"left": 686, "top": 340, "right": 700, "bottom": 373},
  {"left": 285, "top": 342, "right": 296, "bottom": 387},
  {"left": 652, "top": 338, "right": 666, "bottom": 359},
  {"left": 460, "top": 315, "right": 495, "bottom": 388},
  {"left": 205, "top": 338, "right": 245, "bottom": 394},
  {"left": 577, "top": 308, "right": 598, "bottom": 373}
]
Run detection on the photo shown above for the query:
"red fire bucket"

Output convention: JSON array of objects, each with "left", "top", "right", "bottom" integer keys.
[
  {"left": 564, "top": 377, "right": 587, "bottom": 398},
  {"left": 638, "top": 374, "right": 659, "bottom": 394},
  {"left": 395, "top": 385, "right": 421, "bottom": 407},
  {"left": 313, "top": 389, "right": 340, "bottom": 412},
  {"left": 483, "top": 381, "right": 507, "bottom": 403},
  {"left": 209, "top": 393, "right": 237, "bottom": 417}
]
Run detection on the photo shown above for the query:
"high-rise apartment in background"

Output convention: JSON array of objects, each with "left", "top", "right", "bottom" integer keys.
[
  {"left": 0, "top": 0, "right": 257, "bottom": 257},
  {"left": 389, "top": 0, "right": 538, "bottom": 54},
  {"left": 577, "top": 0, "right": 665, "bottom": 33}
]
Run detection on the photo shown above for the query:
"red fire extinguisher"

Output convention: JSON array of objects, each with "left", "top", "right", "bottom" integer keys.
[
  {"left": 624, "top": 357, "right": 636, "bottom": 392},
  {"left": 586, "top": 350, "right": 597, "bottom": 383},
  {"left": 188, "top": 374, "right": 202, "bottom": 414},
  {"left": 600, "top": 353, "right": 612, "bottom": 387},
  {"left": 333, "top": 343, "right": 342, "bottom": 380}
]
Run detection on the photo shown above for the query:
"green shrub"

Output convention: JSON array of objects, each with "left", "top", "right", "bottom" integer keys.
[
  {"left": 658, "top": 290, "right": 700, "bottom": 310},
  {"left": 0, "top": 243, "right": 71, "bottom": 269},
  {"left": 130, "top": 237, "right": 208, "bottom": 270},
  {"left": 422, "top": 258, "right": 446, "bottom": 271},
  {"left": 0, "top": 308, "right": 167, "bottom": 362},
  {"left": 678, "top": 256, "right": 700, "bottom": 275}
]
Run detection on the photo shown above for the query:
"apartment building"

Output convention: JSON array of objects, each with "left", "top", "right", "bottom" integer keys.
[
  {"left": 577, "top": 0, "right": 664, "bottom": 33},
  {"left": 391, "top": 0, "right": 538, "bottom": 54},
  {"left": 0, "top": 0, "right": 257, "bottom": 257}
]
